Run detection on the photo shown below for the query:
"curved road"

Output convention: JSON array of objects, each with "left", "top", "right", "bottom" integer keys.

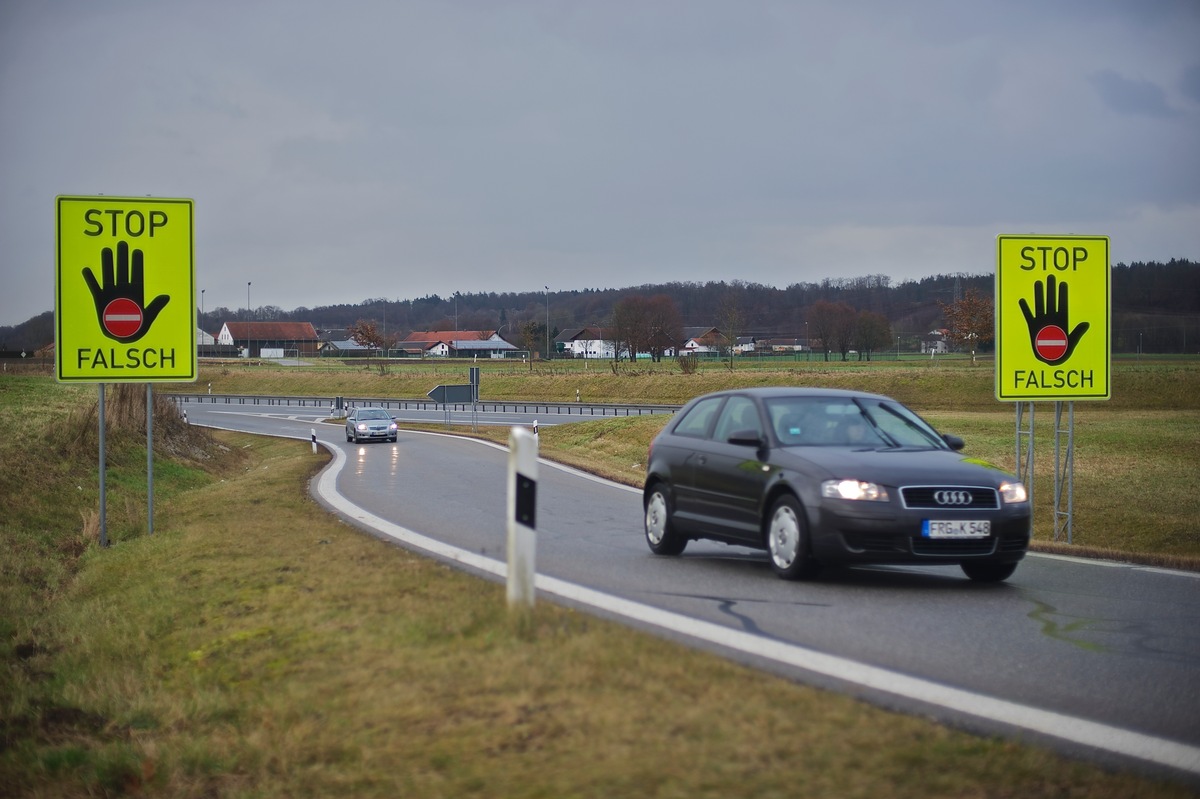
[{"left": 182, "top": 402, "right": 1200, "bottom": 784}]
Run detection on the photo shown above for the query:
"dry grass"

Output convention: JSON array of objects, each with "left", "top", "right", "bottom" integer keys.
[
  {"left": 176, "top": 357, "right": 1200, "bottom": 411},
  {"left": 5, "top": 431, "right": 1193, "bottom": 797},
  {"left": 3, "top": 369, "right": 1199, "bottom": 796}
]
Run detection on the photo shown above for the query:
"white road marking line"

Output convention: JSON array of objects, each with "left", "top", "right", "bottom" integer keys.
[
  {"left": 309, "top": 435, "right": 1200, "bottom": 777},
  {"left": 193, "top": 417, "right": 1200, "bottom": 776}
]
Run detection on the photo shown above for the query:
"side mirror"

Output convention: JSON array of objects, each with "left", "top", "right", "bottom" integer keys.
[
  {"left": 942, "top": 434, "right": 965, "bottom": 451},
  {"left": 727, "top": 430, "right": 765, "bottom": 448}
]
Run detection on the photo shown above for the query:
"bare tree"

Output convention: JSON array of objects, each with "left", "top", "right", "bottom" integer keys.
[
  {"left": 808, "top": 300, "right": 854, "bottom": 361},
  {"left": 939, "top": 288, "right": 995, "bottom": 364},
  {"left": 645, "top": 294, "right": 683, "bottom": 362},
  {"left": 348, "top": 318, "right": 400, "bottom": 373},
  {"left": 853, "top": 311, "right": 893, "bottom": 361},
  {"left": 612, "top": 295, "right": 650, "bottom": 361},
  {"left": 716, "top": 289, "right": 745, "bottom": 370},
  {"left": 348, "top": 318, "right": 398, "bottom": 352}
]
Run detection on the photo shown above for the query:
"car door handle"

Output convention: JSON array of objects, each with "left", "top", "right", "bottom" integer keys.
[{"left": 696, "top": 456, "right": 707, "bottom": 466}]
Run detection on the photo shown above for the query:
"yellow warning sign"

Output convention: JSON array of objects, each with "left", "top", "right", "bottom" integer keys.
[
  {"left": 56, "top": 196, "right": 196, "bottom": 383},
  {"left": 995, "top": 235, "right": 1110, "bottom": 401}
]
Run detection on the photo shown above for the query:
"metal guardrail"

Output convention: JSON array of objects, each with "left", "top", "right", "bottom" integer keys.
[{"left": 166, "top": 393, "right": 679, "bottom": 418}]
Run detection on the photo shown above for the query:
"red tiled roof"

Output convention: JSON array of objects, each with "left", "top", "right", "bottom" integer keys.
[
  {"left": 222, "top": 322, "right": 319, "bottom": 340},
  {"left": 403, "top": 330, "right": 494, "bottom": 342}
]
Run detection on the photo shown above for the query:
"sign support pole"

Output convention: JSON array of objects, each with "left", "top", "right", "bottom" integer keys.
[
  {"left": 997, "top": 233, "right": 1109, "bottom": 546},
  {"left": 1054, "top": 402, "right": 1075, "bottom": 543},
  {"left": 98, "top": 384, "right": 108, "bottom": 548},
  {"left": 1015, "top": 402, "right": 1034, "bottom": 530},
  {"left": 146, "top": 384, "right": 154, "bottom": 536}
]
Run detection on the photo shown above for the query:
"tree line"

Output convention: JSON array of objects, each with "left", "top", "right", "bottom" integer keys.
[{"left": 2, "top": 260, "right": 1197, "bottom": 355}]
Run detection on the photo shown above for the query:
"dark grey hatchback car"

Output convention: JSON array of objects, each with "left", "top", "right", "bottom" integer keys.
[{"left": 643, "top": 388, "right": 1031, "bottom": 582}]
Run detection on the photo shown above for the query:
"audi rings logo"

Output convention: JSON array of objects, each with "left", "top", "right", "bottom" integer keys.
[{"left": 934, "top": 490, "right": 973, "bottom": 506}]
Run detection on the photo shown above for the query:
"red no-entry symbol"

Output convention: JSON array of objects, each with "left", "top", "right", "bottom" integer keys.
[
  {"left": 102, "top": 298, "right": 142, "bottom": 338},
  {"left": 1034, "top": 325, "right": 1068, "bottom": 362}
]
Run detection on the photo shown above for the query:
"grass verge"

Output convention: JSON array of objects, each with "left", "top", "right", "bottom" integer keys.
[
  {"left": 3, "top": 427, "right": 1195, "bottom": 797},
  {"left": 3, "top": 372, "right": 1198, "bottom": 796}
]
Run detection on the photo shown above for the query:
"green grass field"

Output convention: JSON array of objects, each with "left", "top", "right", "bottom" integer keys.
[
  {"left": 2, "top": 365, "right": 1198, "bottom": 797},
  {"left": 190, "top": 356, "right": 1200, "bottom": 563}
]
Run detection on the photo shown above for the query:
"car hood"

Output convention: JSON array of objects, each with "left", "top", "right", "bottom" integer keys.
[{"left": 779, "top": 446, "right": 1016, "bottom": 486}]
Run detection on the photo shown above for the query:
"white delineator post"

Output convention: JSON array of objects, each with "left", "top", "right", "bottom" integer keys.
[{"left": 507, "top": 426, "right": 538, "bottom": 610}]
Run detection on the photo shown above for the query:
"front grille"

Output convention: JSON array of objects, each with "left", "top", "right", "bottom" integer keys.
[
  {"left": 900, "top": 486, "right": 999, "bottom": 510},
  {"left": 911, "top": 537, "right": 998, "bottom": 557},
  {"left": 844, "top": 534, "right": 910, "bottom": 554}
]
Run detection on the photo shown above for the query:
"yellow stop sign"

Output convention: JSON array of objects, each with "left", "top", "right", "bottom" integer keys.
[
  {"left": 995, "top": 235, "right": 1110, "bottom": 401},
  {"left": 56, "top": 196, "right": 196, "bottom": 383}
]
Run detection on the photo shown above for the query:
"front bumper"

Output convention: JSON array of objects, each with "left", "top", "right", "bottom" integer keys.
[
  {"left": 353, "top": 426, "right": 396, "bottom": 441},
  {"left": 810, "top": 502, "right": 1032, "bottom": 564}
]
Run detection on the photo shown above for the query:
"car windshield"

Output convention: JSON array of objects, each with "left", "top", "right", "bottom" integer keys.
[
  {"left": 358, "top": 409, "right": 391, "bottom": 420},
  {"left": 766, "top": 397, "right": 946, "bottom": 449}
]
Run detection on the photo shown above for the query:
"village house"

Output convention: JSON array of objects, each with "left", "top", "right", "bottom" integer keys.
[
  {"left": 217, "top": 321, "right": 320, "bottom": 358},
  {"left": 401, "top": 330, "right": 520, "bottom": 359}
]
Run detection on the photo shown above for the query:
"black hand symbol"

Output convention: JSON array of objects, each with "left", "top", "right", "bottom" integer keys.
[
  {"left": 82, "top": 241, "right": 170, "bottom": 344},
  {"left": 1018, "top": 274, "right": 1088, "bottom": 366}
]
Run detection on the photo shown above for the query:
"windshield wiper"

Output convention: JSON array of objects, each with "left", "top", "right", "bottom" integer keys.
[{"left": 852, "top": 402, "right": 901, "bottom": 448}]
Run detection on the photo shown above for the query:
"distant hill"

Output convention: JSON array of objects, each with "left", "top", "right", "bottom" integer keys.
[{"left": 3, "top": 260, "right": 1196, "bottom": 354}]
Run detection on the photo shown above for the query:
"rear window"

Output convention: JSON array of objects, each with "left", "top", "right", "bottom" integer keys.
[{"left": 672, "top": 396, "right": 724, "bottom": 438}]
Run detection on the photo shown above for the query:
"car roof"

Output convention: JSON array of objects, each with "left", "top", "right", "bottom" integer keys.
[{"left": 687, "top": 386, "right": 892, "bottom": 402}]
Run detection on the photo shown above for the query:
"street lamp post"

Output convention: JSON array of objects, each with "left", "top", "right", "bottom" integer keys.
[{"left": 544, "top": 285, "right": 550, "bottom": 360}]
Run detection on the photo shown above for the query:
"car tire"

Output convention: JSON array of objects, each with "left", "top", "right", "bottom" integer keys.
[
  {"left": 644, "top": 484, "right": 687, "bottom": 556},
  {"left": 388, "top": 437, "right": 397, "bottom": 443},
  {"left": 961, "top": 561, "right": 1018, "bottom": 583},
  {"left": 346, "top": 429, "right": 352, "bottom": 442},
  {"left": 766, "top": 495, "right": 821, "bottom": 580}
]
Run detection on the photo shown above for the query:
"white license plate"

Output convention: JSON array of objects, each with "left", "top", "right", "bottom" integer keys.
[{"left": 922, "top": 519, "right": 991, "bottom": 539}]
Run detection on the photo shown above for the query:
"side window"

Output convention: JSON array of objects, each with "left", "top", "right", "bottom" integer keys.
[
  {"left": 712, "top": 396, "right": 763, "bottom": 442},
  {"left": 672, "top": 396, "right": 723, "bottom": 439}
]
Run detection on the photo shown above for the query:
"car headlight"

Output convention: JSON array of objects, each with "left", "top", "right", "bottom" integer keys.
[
  {"left": 999, "top": 481, "right": 1028, "bottom": 504},
  {"left": 357, "top": 423, "right": 368, "bottom": 431},
  {"left": 821, "top": 479, "right": 889, "bottom": 502},
  {"left": 389, "top": 422, "right": 398, "bottom": 431}
]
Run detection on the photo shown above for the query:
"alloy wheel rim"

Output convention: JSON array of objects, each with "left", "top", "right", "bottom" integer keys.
[
  {"left": 646, "top": 492, "right": 667, "bottom": 545},
  {"left": 770, "top": 506, "right": 799, "bottom": 568}
]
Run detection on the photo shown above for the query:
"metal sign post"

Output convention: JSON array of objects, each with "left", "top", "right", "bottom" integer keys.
[
  {"left": 1015, "top": 401, "right": 1034, "bottom": 521},
  {"left": 996, "top": 234, "right": 1110, "bottom": 540},
  {"left": 56, "top": 195, "right": 196, "bottom": 547},
  {"left": 146, "top": 384, "right": 154, "bottom": 536},
  {"left": 1054, "top": 402, "right": 1075, "bottom": 543},
  {"left": 98, "top": 384, "right": 107, "bottom": 547}
]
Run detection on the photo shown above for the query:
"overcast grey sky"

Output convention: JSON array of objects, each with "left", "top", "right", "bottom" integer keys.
[{"left": 2, "top": 0, "right": 1198, "bottom": 327}]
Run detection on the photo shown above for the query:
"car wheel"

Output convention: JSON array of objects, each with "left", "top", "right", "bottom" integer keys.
[
  {"left": 961, "top": 561, "right": 1018, "bottom": 583},
  {"left": 644, "top": 484, "right": 687, "bottom": 555},
  {"left": 766, "top": 495, "right": 821, "bottom": 580},
  {"left": 388, "top": 437, "right": 397, "bottom": 443},
  {"left": 346, "top": 428, "right": 352, "bottom": 442}
]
